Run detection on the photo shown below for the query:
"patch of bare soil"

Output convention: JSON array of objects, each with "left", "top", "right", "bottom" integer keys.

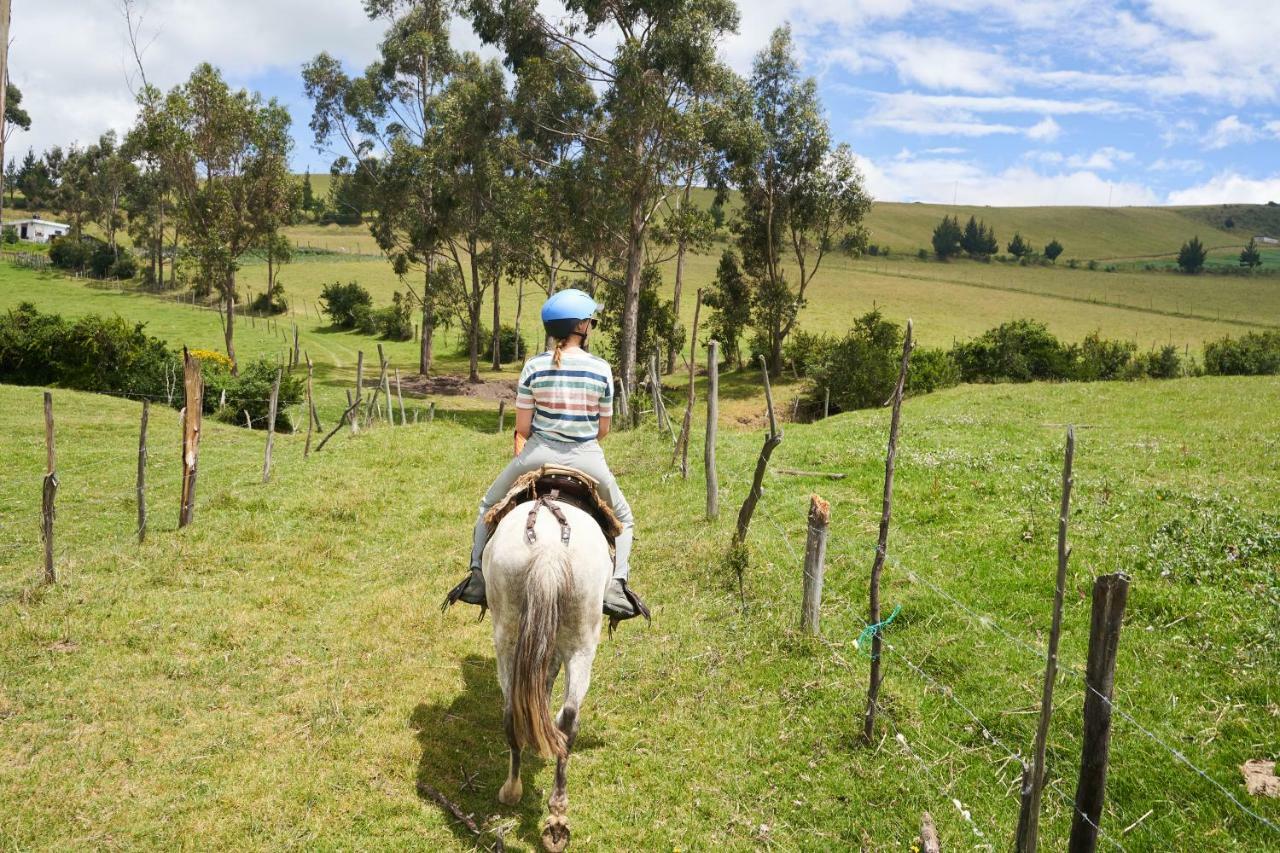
[{"left": 400, "top": 373, "right": 517, "bottom": 401}]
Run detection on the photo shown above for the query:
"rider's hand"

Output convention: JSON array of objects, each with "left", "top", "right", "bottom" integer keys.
[{"left": 513, "top": 430, "right": 527, "bottom": 457}]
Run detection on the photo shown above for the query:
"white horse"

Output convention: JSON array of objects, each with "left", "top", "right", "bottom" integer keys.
[{"left": 484, "top": 498, "right": 610, "bottom": 851}]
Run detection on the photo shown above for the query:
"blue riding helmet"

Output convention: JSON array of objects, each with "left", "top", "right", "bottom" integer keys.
[{"left": 541, "top": 288, "right": 599, "bottom": 340}]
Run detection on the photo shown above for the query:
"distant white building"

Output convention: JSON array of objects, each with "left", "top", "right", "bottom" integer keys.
[
  {"left": 1256, "top": 235, "right": 1278, "bottom": 245},
  {"left": 4, "top": 218, "right": 71, "bottom": 243}
]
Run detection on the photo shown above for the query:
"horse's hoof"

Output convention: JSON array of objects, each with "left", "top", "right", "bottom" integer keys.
[
  {"left": 498, "top": 779, "right": 522, "bottom": 806},
  {"left": 541, "top": 814, "right": 570, "bottom": 852}
]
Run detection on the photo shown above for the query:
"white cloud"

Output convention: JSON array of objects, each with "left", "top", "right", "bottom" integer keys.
[
  {"left": 870, "top": 33, "right": 1012, "bottom": 93},
  {"left": 1026, "top": 117, "right": 1061, "bottom": 141},
  {"left": 1266, "top": 120, "right": 1280, "bottom": 138},
  {"left": 857, "top": 152, "right": 1158, "bottom": 205},
  {"left": 1148, "top": 157, "right": 1205, "bottom": 173},
  {"left": 1203, "top": 115, "right": 1259, "bottom": 149},
  {"left": 1027, "top": 147, "right": 1133, "bottom": 170},
  {"left": 1165, "top": 172, "right": 1280, "bottom": 205}
]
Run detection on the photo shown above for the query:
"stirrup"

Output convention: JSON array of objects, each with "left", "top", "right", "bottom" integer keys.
[
  {"left": 440, "top": 571, "right": 487, "bottom": 620},
  {"left": 605, "top": 579, "right": 651, "bottom": 636}
]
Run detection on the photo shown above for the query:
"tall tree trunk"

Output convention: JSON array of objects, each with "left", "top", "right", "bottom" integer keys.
[
  {"left": 224, "top": 273, "right": 238, "bottom": 375},
  {"left": 419, "top": 266, "right": 434, "bottom": 376},
  {"left": 490, "top": 258, "right": 501, "bottom": 371},
  {"left": 769, "top": 328, "right": 783, "bottom": 377},
  {"left": 168, "top": 223, "right": 179, "bottom": 289},
  {"left": 667, "top": 179, "right": 692, "bottom": 375},
  {"left": 618, "top": 200, "right": 646, "bottom": 421},
  {"left": 468, "top": 246, "right": 481, "bottom": 383},
  {"left": 514, "top": 277, "right": 524, "bottom": 363}
]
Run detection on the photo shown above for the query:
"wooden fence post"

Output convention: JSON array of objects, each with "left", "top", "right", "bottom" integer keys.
[
  {"left": 304, "top": 354, "right": 315, "bottom": 459},
  {"left": 823, "top": 385, "right": 830, "bottom": 420},
  {"left": 705, "top": 340, "right": 719, "bottom": 521},
  {"left": 352, "top": 351, "right": 364, "bottom": 434},
  {"left": 262, "top": 368, "right": 281, "bottom": 483},
  {"left": 137, "top": 400, "right": 148, "bottom": 543},
  {"left": 920, "top": 813, "right": 940, "bottom": 853},
  {"left": 428, "top": 401, "right": 435, "bottom": 422},
  {"left": 292, "top": 323, "right": 299, "bottom": 368},
  {"left": 382, "top": 352, "right": 393, "bottom": 424},
  {"left": 1017, "top": 425, "right": 1075, "bottom": 852},
  {"left": 1068, "top": 573, "right": 1130, "bottom": 853},
  {"left": 396, "top": 368, "right": 406, "bottom": 425},
  {"left": 497, "top": 400, "right": 506, "bottom": 434},
  {"left": 179, "top": 348, "right": 203, "bottom": 528},
  {"left": 800, "top": 494, "right": 830, "bottom": 635},
  {"left": 863, "top": 319, "right": 914, "bottom": 743},
  {"left": 41, "top": 391, "right": 57, "bottom": 584}
]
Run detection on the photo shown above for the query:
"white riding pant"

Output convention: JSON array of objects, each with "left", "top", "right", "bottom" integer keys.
[{"left": 469, "top": 432, "right": 634, "bottom": 580}]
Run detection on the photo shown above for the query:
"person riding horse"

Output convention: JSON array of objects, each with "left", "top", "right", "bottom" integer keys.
[{"left": 443, "top": 288, "right": 650, "bottom": 623}]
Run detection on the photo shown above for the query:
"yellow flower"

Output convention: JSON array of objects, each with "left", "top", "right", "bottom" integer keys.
[{"left": 188, "top": 349, "right": 233, "bottom": 371}]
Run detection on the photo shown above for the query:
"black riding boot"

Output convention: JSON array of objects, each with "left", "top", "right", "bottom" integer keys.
[{"left": 603, "top": 578, "right": 650, "bottom": 630}]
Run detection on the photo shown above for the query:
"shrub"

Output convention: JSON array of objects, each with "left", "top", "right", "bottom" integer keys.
[
  {"left": 482, "top": 325, "right": 529, "bottom": 363},
  {"left": 917, "top": 248, "right": 929, "bottom": 260},
  {"left": 1087, "top": 259, "right": 1099, "bottom": 271},
  {"left": 1203, "top": 331, "right": 1280, "bottom": 375},
  {"left": 203, "top": 358, "right": 304, "bottom": 430},
  {"left": 1044, "top": 239, "right": 1064, "bottom": 263},
  {"left": 2, "top": 226, "right": 16, "bottom": 244},
  {"left": 0, "top": 302, "right": 176, "bottom": 397},
  {"left": 783, "top": 329, "right": 834, "bottom": 377},
  {"left": 809, "top": 310, "right": 903, "bottom": 412},
  {"left": 49, "top": 236, "right": 96, "bottom": 271},
  {"left": 319, "top": 280, "right": 373, "bottom": 329},
  {"left": 1134, "top": 345, "right": 1183, "bottom": 379},
  {"left": 110, "top": 253, "right": 138, "bottom": 280},
  {"left": 88, "top": 243, "right": 117, "bottom": 278},
  {"left": 952, "top": 320, "right": 1073, "bottom": 382},
  {"left": 251, "top": 281, "right": 288, "bottom": 315},
  {"left": 931, "top": 215, "right": 963, "bottom": 259},
  {"left": 906, "top": 347, "right": 961, "bottom": 395},
  {"left": 1067, "top": 258, "right": 1079, "bottom": 269},
  {"left": 1073, "top": 332, "right": 1136, "bottom": 381},
  {"left": 351, "top": 302, "right": 377, "bottom": 335},
  {"left": 371, "top": 291, "right": 414, "bottom": 341}
]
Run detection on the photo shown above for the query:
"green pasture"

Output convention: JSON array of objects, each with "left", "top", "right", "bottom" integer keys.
[{"left": 1, "top": 376, "right": 1276, "bottom": 849}]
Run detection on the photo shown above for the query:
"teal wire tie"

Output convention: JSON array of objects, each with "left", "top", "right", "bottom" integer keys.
[{"left": 857, "top": 604, "right": 902, "bottom": 656}]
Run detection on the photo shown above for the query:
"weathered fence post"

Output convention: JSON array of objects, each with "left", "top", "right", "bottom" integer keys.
[
  {"left": 863, "top": 319, "right": 914, "bottom": 743},
  {"left": 920, "top": 812, "right": 941, "bottom": 853},
  {"left": 381, "top": 353, "right": 393, "bottom": 424},
  {"left": 497, "top": 400, "right": 506, "bottom": 434},
  {"left": 428, "top": 401, "right": 435, "bottom": 422},
  {"left": 179, "top": 348, "right": 203, "bottom": 528},
  {"left": 396, "top": 368, "right": 406, "bottom": 425},
  {"left": 41, "top": 391, "right": 57, "bottom": 583},
  {"left": 823, "top": 385, "right": 830, "bottom": 419},
  {"left": 1017, "top": 425, "right": 1075, "bottom": 852},
  {"left": 800, "top": 494, "right": 830, "bottom": 635},
  {"left": 304, "top": 354, "right": 315, "bottom": 459},
  {"left": 351, "top": 351, "right": 364, "bottom": 434},
  {"left": 137, "top": 400, "right": 149, "bottom": 543},
  {"left": 1068, "top": 572, "right": 1130, "bottom": 853},
  {"left": 292, "top": 323, "right": 299, "bottom": 368},
  {"left": 705, "top": 340, "right": 719, "bottom": 521},
  {"left": 262, "top": 368, "right": 281, "bottom": 483}
]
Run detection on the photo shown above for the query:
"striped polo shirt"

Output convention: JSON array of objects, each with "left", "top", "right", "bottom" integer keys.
[{"left": 515, "top": 349, "right": 614, "bottom": 442}]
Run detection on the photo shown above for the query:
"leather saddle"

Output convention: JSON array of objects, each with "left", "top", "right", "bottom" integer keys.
[{"left": 484, "top": 464, "right": 623, "bottom": 547}]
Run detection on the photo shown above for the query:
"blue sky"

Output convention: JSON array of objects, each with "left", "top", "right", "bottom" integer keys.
[{"left": 9, "top": 0, "right": 1279, "bottom": 206}]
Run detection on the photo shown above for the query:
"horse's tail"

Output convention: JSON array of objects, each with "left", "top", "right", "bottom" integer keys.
[{"left": 511, "top": 541, "right": 573, "bottom": 759}]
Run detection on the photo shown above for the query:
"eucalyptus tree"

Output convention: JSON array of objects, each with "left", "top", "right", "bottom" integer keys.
[
  {"left": 730, "top": 26, "right": 872, "bottom": 374},
  {"left": 468, "top": 0, "right": 741, "bottom": 415},
  {"left": 304, "top": 0, "right": 458, "bottom": 376},
  {"left": 148, "top": 63, "right": 294, "bottom": 372}
]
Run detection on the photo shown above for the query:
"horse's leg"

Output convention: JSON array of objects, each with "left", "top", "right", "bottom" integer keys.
[
  {"left": 542, "top": 647, "right": 596, "bottom": 852},
  {"left": 495, "top": 628, "right": 523, "bottom": 806}
]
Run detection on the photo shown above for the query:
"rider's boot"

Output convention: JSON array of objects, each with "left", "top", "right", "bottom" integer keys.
[
  {"left": 441, "top": 567, "right": 486, "bottom": 612},
  {"left": 603, "top": 577, "right": 650, "bottom": 628}
]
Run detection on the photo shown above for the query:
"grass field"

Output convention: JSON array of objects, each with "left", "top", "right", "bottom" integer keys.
[{"left": 0, "top": 376, "right": 1276, "bottom": 849}]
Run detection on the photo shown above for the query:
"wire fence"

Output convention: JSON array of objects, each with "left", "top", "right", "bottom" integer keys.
[{"left": 744, "top": 468, "right": 1280, "bottom": 848}]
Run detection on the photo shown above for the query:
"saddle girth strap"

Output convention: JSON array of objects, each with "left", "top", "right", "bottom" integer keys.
[{"left": 524, "top": 493, "right": 571, "bottom": 546}]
